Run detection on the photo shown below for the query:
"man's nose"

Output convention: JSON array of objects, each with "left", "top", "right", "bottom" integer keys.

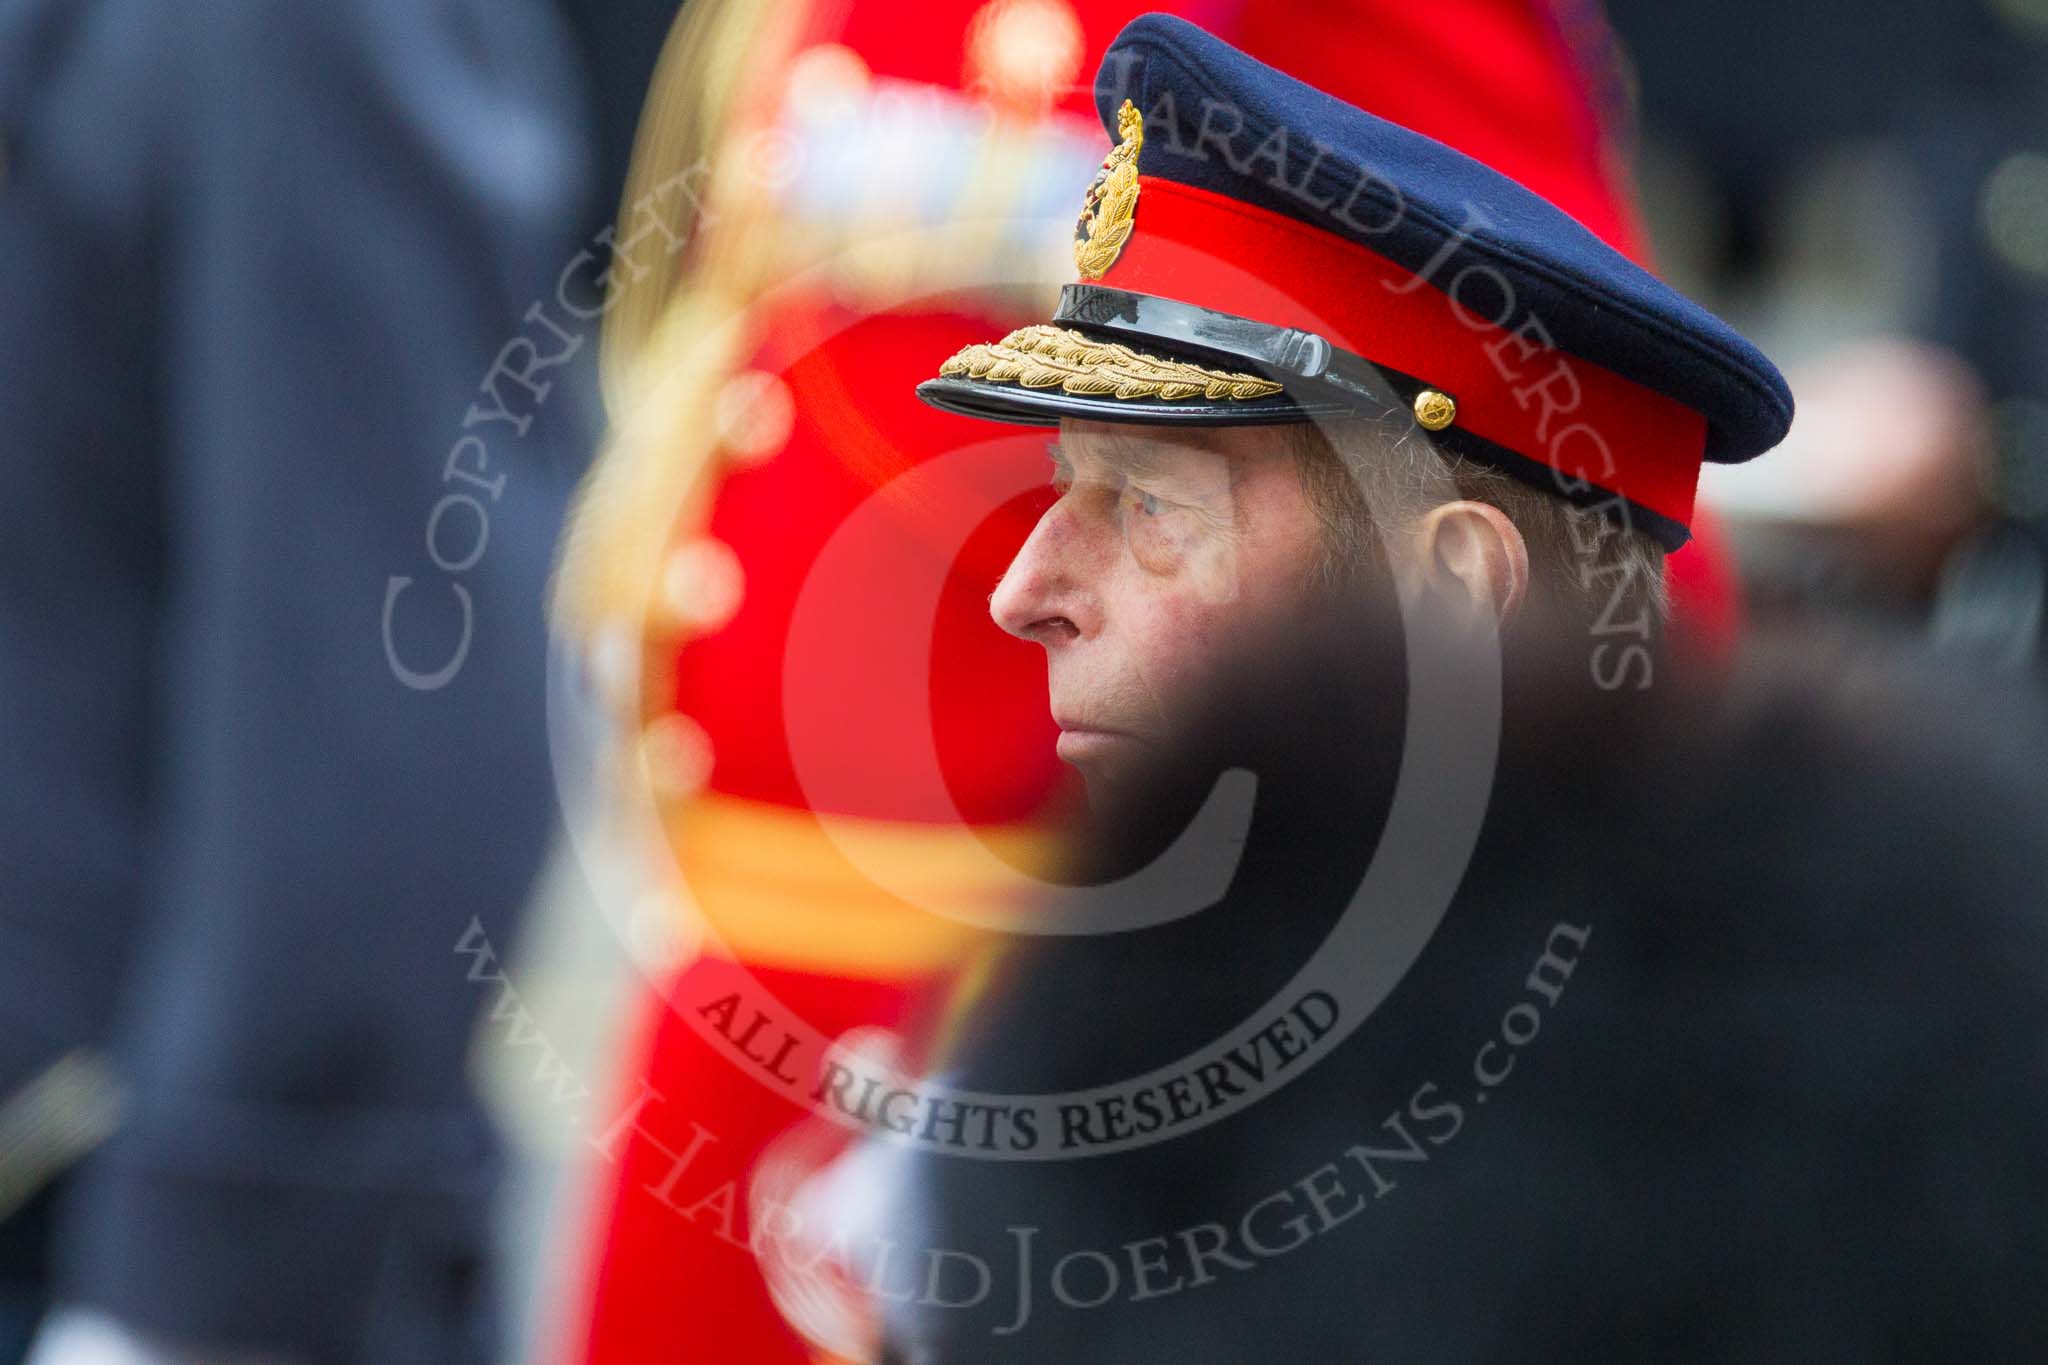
[{"left": 991, "top": 501, "right": 1098, "bottom": 644}]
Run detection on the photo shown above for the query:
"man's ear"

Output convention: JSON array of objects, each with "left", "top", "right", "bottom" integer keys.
[{"left": 1409, "top": 500, "right": 1529, "bottom": 622}]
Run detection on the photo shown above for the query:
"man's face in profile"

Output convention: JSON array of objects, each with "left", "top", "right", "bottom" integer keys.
[{"left": 990, "top": 418, "right": 1329, "bottom": 793}]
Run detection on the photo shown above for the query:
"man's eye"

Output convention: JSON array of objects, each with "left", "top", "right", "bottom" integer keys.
[
  {"left": 1125, "top": 487, "right": 1165, "bottom": 517},
  {"left": 1119, "top": 484, "right": 1190, "bottom": 576}
]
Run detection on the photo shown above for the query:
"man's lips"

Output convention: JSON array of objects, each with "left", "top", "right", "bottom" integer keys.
[{"left": 1052, "top": 721, "right": 1144, "bottom": 765}]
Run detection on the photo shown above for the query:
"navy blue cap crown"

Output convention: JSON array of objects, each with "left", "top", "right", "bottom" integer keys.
[{"left": 1089, "top": 13, "right": 1792, "bottom": 464}]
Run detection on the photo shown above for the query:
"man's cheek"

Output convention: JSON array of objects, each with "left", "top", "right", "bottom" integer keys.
[
  {"left": 1175, "top": 529, "right": 1243, "bottom": 605},
  {"left": 1130, "top": 593, "right": 1227, "bottom": 712},
  {"left": 1127, "top": 508, "right": 1242, "bottom": 605}
]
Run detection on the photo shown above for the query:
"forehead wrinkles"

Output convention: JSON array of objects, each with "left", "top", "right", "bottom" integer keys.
[
  {"left": 1062, "top": 424, "right": 1252, "bottom": 488},
  {"left": 1062, "top": 426, "right": 1167, "bottom": 479}
]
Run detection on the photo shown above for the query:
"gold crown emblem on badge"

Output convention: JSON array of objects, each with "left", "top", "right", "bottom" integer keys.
[{"left": 1073, "top": 100, "right": 1144, "bottom": 279}]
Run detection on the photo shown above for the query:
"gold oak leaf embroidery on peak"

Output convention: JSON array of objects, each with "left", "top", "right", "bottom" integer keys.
[{"left": 938, "top": 325, "right": 1283, "bottom": 401}]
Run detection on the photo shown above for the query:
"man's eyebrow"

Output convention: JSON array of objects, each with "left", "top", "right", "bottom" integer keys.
[{"left": 1065, "top": 430, "right": 1173, "bottom": 479}]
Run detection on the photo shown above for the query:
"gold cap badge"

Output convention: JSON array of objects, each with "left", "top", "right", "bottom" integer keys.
[{"left": 1073, "top": 100, "right": 1144, "bottom": 279}]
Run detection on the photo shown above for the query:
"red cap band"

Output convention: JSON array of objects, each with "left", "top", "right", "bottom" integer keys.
[{"left": 1097, "top": 177, "right": 1706, "bottom": 529}]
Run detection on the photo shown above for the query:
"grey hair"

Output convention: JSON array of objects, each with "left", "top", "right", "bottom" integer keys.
[{"left": 1288, "top": 417, "right": 1671, "bottom": 627}]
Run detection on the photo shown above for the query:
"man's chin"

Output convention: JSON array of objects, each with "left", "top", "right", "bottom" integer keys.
[{"left": 1052, "top": 733, "right": 1156, "bottom": 816}]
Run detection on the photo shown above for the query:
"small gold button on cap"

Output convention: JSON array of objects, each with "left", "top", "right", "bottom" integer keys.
[{"left": 1413, "top": 388, "right": 1458, "bottom": 432}]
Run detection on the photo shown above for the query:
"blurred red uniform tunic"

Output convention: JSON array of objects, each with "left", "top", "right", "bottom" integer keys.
[{"left": 568, "top": 3, "right": 1739, "bottom": 1363}]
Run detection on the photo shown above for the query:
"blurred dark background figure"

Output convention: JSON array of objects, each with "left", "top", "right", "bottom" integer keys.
[
  {"left": 1605, "top": 0, "right": 2048, "bottom": 671},
  {"left": 0, "top": 1, "right": 598, "bottom": 1361},
  {"left": 881, "top": 616, "right": 2048, "bottom": 1362}
]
